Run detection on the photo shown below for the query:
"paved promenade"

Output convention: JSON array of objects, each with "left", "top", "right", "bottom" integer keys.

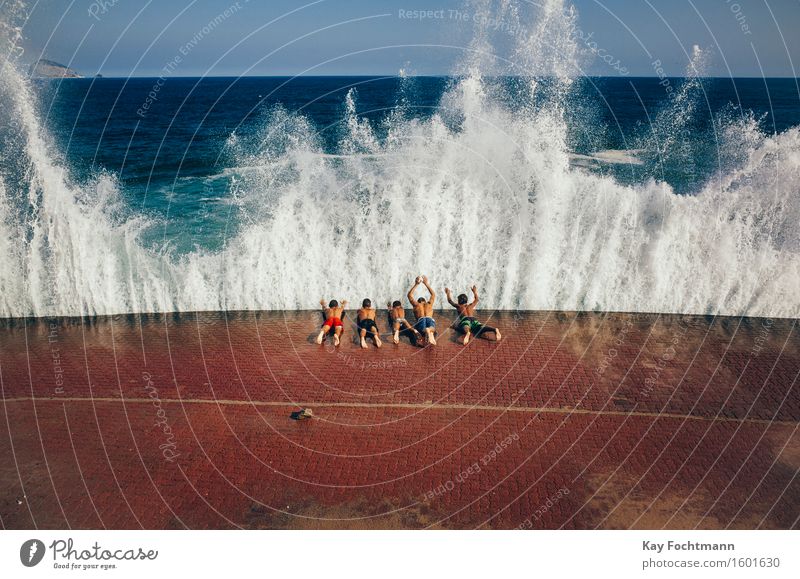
[{"left": 0, "top": 310, "right": 798, "bottom": 529}]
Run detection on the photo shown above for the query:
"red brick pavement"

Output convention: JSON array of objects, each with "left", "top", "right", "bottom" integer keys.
[{"left": 0, "top": 310, "right": 798, "bottom": 529}]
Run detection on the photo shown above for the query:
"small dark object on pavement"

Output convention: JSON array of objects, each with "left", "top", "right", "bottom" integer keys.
[{"left": 290, "top": 408, "right": 314, "bottom": 420}]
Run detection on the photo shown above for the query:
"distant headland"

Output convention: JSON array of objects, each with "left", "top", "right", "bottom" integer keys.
[{"left": 29, "top": 59, "right": 82, "bottom": 78}]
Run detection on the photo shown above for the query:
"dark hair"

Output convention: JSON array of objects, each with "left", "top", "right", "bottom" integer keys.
[
  {"left": 417, "top": 297, "right": 426, "bottom": 303},
  {"left": 458, "top": 293, "right": 468, "bottom": 305},
  {"left": 392, "top": 300, "right": 401, "bottom": 308},
  {"left": 329, "top": 300, "right": 338, "bottom": 308},
  {"left": 362, "top": 298, "right": 371, "bottom": 308}
]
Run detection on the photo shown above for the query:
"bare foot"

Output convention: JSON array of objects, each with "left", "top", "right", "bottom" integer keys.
[
  {"left": 463, "top": 331, "right": 471, "bottom": 346},
  {"left": 393, "top": 331, "right": 399, "bottom": 344},
  {"left": 494, "top": 329, "right": 502, "bottom": 341},
  {"left": 375, "top": 336, "right": 382, "bottom": 348},
  {"left": 428, "top": 331, "right": 437, "bottom": 346},
  {"left": 360, "top": 337, "right": 367, "bottom": 349},
  {"left": 333, "top": 334, "right": 340, "bottom": 347},
  {"left": 315, "top": 331, "right": 324, "bottom": 345}
]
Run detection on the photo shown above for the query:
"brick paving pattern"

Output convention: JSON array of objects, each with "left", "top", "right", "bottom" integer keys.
[{"left": 0, "top": 310, "right": 798, "bottom": 529}]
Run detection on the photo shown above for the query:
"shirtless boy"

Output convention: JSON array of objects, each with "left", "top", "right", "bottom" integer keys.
[
  {"left": 387, "top": 300, "right": 422, "bottom": 344},
  {"left": 316, "top": 298, "right": 347, "bottom": 346},
  {"left": 408, "top": 275, "right": 437, "bottom": 346},
  {"left": 357, "top": 299, "right": 382, "bottom": 349},
  {"left": 445, "top": 285, "right": 502, "bottom": 345}
]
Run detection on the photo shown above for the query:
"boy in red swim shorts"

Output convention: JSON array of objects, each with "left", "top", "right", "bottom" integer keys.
[{"left": 316, "top": 299, "right": 348, "bottom": 346}]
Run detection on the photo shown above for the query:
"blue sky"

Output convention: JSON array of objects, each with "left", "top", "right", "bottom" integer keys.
[{"left": 20, "top": 0, "right": 800, "bottom": 77}]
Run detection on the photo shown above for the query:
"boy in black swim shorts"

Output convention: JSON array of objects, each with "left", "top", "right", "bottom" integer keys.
[{"left": 357, "top": 298, "right": 383, "bottom": 349}]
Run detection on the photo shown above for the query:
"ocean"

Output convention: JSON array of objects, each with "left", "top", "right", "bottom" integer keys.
[
  {"left": 39, "top": 74, "right": 800, "bottom": 254},
  {"left": 2, "top": 30, "right": 800, "bottom": 318}
]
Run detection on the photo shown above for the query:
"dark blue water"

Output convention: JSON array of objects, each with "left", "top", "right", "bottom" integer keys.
[{"left": 33, "top": 76, "right": 800, "bottom": 251}]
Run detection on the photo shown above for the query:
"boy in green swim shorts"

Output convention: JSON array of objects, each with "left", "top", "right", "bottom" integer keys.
[{"left": 445, "top": 285, "right": 502, "bottom": 345}]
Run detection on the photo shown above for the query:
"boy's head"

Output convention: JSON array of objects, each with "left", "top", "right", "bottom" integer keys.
[
  {"left": 362, "top": 298, "right": 371, "bottom": 308},
  {"left": 417, "top": 297, "right": 426, "bottom": 304},
  {"left": 458, "top": 293, "right": 468, "bottom": 305},
  {"left": 329, "top": 299, "right": 338, "bottom": 308},
  {"left": 392, "top": 300, "right": 401, "bottom": 308}
]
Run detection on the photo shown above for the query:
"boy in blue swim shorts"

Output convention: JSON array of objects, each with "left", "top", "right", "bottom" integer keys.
[{"left": 408, "top": 275, "right": 437, "bottom": 346}]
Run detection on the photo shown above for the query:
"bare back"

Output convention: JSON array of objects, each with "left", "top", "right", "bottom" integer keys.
[
  {"left": 357, "top": 307, "right": 376, "bottom": 321},
  {"left": 323, "top": 305, "right": 345, "bottom": 320},
  {"left": 454, "top": 303, "right": 477, "bottom": 318},
  {"left": 412, "top": 301, "right": 434, "bottom": 319}
]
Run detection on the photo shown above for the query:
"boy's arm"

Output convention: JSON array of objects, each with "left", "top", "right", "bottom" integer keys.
[
  {"left": 423, "top": 276, "right": 436, "bottom": 305},
  {"left": 407, "top": 280, "right": 419, "bottom": 304},
  {"left": 445, "top": 288, "right": 458, "bottom": 308},
  {"left": 320, "top": 299, "right": 326, "bottom": 310},
  {"left": 470, "top": 285, "right": 479, "bottom": 307}
]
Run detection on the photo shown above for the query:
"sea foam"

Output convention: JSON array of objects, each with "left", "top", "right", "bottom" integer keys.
[{"left": 0, "top": 0, "right": 798, "bottom": 318}]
